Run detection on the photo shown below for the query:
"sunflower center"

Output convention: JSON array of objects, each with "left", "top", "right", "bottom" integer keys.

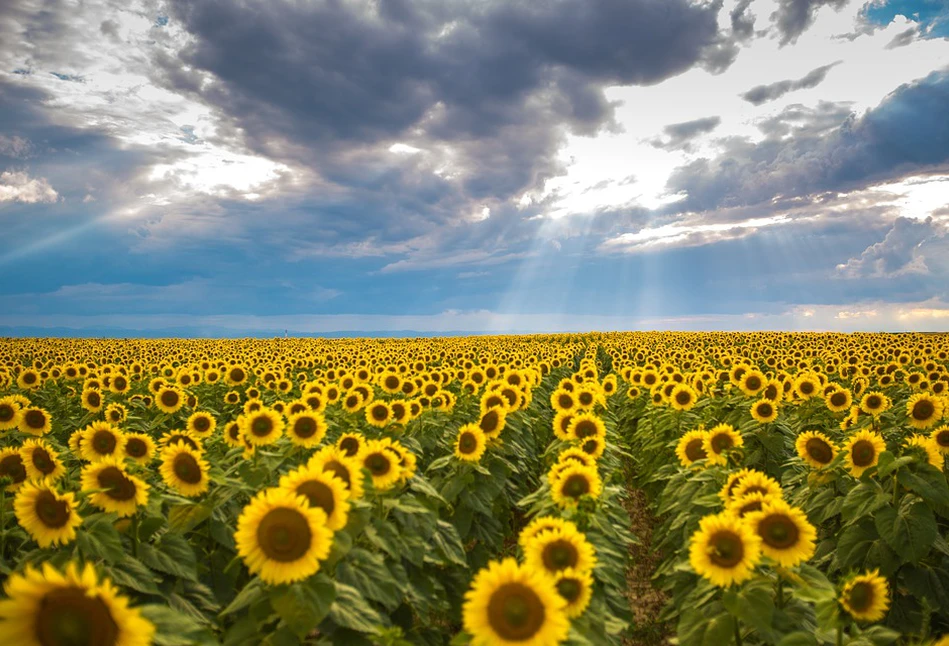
[
  {"left": 23, "top": 372, "right": 37, "bottom": 384},
  {"left": 87, "top": 392, "right": 101, "bottom": 407},
  {"left": 113, "top": 377, "right": 127, "bottom": 390},
  {"left": 365, "top": 452, "right": 392, "bottom": 476},
  {"left": 866, "top": 395, "right": 881, "bottom": 409},
  {"left": 35, "top": 586, "right": 119, "bottom": 646},
  {"left": 746, "top": 376, "right": 761, "bottom": 391},
  {"left": 193, "top": 417, "right": 210, "bottom": 432},
  {"left": 800, "top": 382, "right": 814, "bottom": 395},
  {"left": 256, "top": 508, "right": 312, "bottom": 562},
  {"left": 251, "top": 417, "right": 273, "bottom": 437},
  {"left": 92, "top": 431, "right": 117, "bottom": 455},
  {"left": 161, "top": 391, "right": 179, "bottom": 407},
  {"left": 581, "top": 439, "right": 599, "bottom": 454},
  {"left": 764, "top": 385, "right": 778, "bottom": 400},
  {"left": 685, "top": 439, "right": 706, "bottom": 462},
  {"left": 481, "top": 411, "right": 500, "bottom": 434},
  {"left": 385, "top": 376, "right": 399, "bottom": 389},
  {"left": 230, "top": 368, "right": 245, "bottom": 382},
  {"left": 24, "top": 410, "right": 46, "bottom": 429},
  {"left": 760, "top": 514, "right": 799, "bottom": 549},
  {"left": 675, "top": 391, "right": 691, "bottom": 405},
  {"left": 0, "top": 454, "right": 27, "bottom": 484},
  {"left": 0, "top": 404, "right": 13, "bottom": 422},
  {"left": 830, "top": 392, "right": 846, "bottom": 407},
  {"left": 97, "top": 467, "right": 137, "bottom": 501},
  {"left": 556, "top": 578, "right": 581, "bottom": 603},
  {"left": 487, "top": 583, "right": 546, "bottom": 641},
  {"left": 35, "top": 490, "right": 70, "bottom": 528},
  {"left": 575, "top": 420, "right": 597, "bottom": 438},
  {"left": 562, "top": 474, "right": 590, "bottom": 499},
  {"left": 541, "top": 539, "right": 579, "bottom": 571},
  {"left": 338, "top": 437, "right": 360, "bottom": 457},
  {"left": 847, "top": 581, "right": 874, "bottom": 613},
  {"left": 371, "top": 406, "right": 388, "bottom": 421},
  {"left": 912, "top": 400, "right": 935, "bottom": 421},
  {"left": 851, "top": 440, "right": 876, "bottom": 467},
  {"left": 323, "top": 461, "right": 352, "bottom": 488},
  {"left": 805, "top": 438, "right": 833, "bottom": 464},
  {"left": 125, "top": 438, "right": 147, "bottom": 458},
  {"left": 711, "top": 433, "right": 734, "bottom": 454},
  {"left": 738, "top": 500, "right": 763, "bottom": 516},
  {"left": 294, "top": 417, "right": 318, "bottom": 439},
  {"left": 297, "top": 480, "right": 335, "bottom": 517},
  {"left": 558, "top": 394, "right": 573, "bottom": 409},
  {"left": 708, "top": 530, "right": 745, "bottom": 568},
  {"left": 756, "top": 403, "right": 774, "bottom": 418},
  {"left": 459, "top": 432, "right": 478, "bottom": 454},
  {"left": 31, "top": 448, "right": 54, "bottom": 473},
  {"left": 173, "top": 454, "right": 203, "bottom": 484},
  {"left": 935, "top": 430, "right": 949, "bottom": 448}
]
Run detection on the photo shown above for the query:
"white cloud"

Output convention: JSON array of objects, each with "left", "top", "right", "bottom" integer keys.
[
  {"left": 0, "top": 170, "right": 58, "bottom": 204},
  {"left": 600, "top": 215, "right": 791, "bottom": 253},
  {"left": 0, "top": 134, "right": 32, "bottom": 157}
]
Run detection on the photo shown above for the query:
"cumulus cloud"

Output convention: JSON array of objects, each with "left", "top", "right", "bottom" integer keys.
[
  {"left": 740, "top": 62, "right": 841, "bottom": 105},
  {"left": 0, "top": 170, "right": 58, "bottom": 204},
  {"left": 650, "top": 116, "right": 722, "bottom": 151},
  {"left": 771, "top": 0, "right": 849, "bottom": 45},
  {"left": 0, "top": 135, "right": 32, "bottom": 158},
  {"left": 837, "top": 216, "right": 948, "bottom": 278}
]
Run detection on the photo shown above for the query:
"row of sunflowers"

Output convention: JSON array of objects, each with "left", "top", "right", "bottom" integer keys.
[{"left": 0, "top": 332, "right": 947, "bottom": 645}]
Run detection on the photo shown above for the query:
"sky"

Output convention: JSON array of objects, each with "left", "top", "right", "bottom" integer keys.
[{"left": 1, "top": 0, "right": 948, "bottom": 336}]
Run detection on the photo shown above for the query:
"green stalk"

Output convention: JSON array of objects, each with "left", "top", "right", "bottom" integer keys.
[
  {"left": 0, "top": 488, "right": 5, "bottom": 564},
  {"left": 131, "top": 513, "right": 139, "bottom": 558},
  {"left": 776, "top": 576, "right": 785, "bottom": 610},
  {"left": 836, "top": 625, "right": 843, "bottom": 646},
  {"left": 734, "top": 617, "right": 743, "bottom": 646},
  {"left": 892, "top": 473, "right": 900, "bottom": 507}
]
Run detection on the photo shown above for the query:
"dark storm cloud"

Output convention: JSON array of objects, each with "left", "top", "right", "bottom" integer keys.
[
  {"left": 771, "top": 0, "right": 849, "bottom": 45},
  {"left": 650, "top": 116, "right": 722, "bottom": 151},
  {"left": 666, "top": 68, "right": 949, "bottom": 212},
  {"left": 741, "top": 62, "right": 841, "bottom": 105}
]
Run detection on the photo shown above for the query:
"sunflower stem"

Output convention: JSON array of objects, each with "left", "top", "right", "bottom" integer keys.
[
  {"left": 734, "top": 617, "right": 743, "bottom": 646},
  {"left": 131, "top": 513, "right": 139, "bottom": 558},
  {"left": 836, "top": 624, "right": 843, "bottom": 646},
  {"left": 776, "top": 576, "right": 784, "bottom": 610},
  {"left": 892, "top": 473, "right": 900, "bottom": 507},
  {"left": 0, "top": 488, "right": 5, "bottom": 564}
]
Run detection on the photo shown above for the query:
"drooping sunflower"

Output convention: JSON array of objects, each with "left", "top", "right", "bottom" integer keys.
[
  {"left": 676, "top": 428, "right": 709, "bottom": 468},
  {"left": 81, "top": 458, "right": 149, "bottom": 517},
  {"left": 20, "top": 439, "right": 65, "bottom": 483},
  {"left": 359, "top": 440, "right": 403, "bottom": 492},
  {"left": 524, "top": 525, "right": 597, "bottom": 577},
  {"left": 462, "top": 558, "right": 569, "bottom": 646},
  {"left": 843, "top": 429, "right": 887, "bottom": 478},
  {"left": 796, "top": 431, "right": 837, "bottom": 469},
  {"left": 159, "top": 444, "right": 210, "bottom": 498},
  {"left": 550, "top": 463, "right": 602, "bottom": 509},
  {"left": 122, "top": 432, "right": 156, "bottom": 465},
  {"left": 904, "top": 434, "right": 943, "bottom": 469},
  {"left": 365, "top": 401, "right": 392, "bottom": 428},
  {"left": 840, "top": 570, "right": 890, "bottom": 623},
  {"left": 750, "top": 399, "right": 779, "bottom": 424},
  {"left": 286, "top": 411, "right": 327, "bottom": 448},
  {"left": 13, "top": 481, "right": 82, "bottom": 548},
  {"left": 553, "top": 568, "right": 594, "bottom": 619},
  {"left": 744, "top": 499, "right": 816, "bottom": 567},
  {"left": 688, "top": 512, "right": 762, "bottom": 587},
  {"left": 859, "top": 391, "right": 891, "bottom": 417},
  {"left": 0, "top": 561, "right": 155, "bottom": 646},
  {"left": 308, "top": 446, "right": 365, "bottom": 500},
  {"left": 906, "top": 393, "right": 944, "bottom": 430},
  {"left": 239, "top": 408, "right": 284, "bottom": 446},
  {"left": 234, "top": 487, "right": 334, "bottom": 585},
  {"left": 704, "top": 424, "right": 744, "bottom": 466},
  {"left": 0, "top": 448, "right": 28, "bottom": 491},
  {"left": 80, "top": 422, "right": 127, "bottom": 462},
  {"left": 16, "top": 407, "right": 52, "bottom": 436},
  {"left": 279, "top": 465, "right": 351, "bottom": 531},
  {"left": 518, "top": 516, "right": 578, "bottom": 551},
  {"left": 455, "top": 423, "right": 487, "bottom": 462},
  {"left": 186, "top": 411, "right": 216, "bottom": 438}
]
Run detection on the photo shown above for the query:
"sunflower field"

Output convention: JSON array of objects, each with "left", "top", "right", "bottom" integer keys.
[{"left": 0, "top": 332, "right": 948, "bottom": 646}]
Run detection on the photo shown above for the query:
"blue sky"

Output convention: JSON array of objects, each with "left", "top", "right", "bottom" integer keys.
[{"left": 1, "top": 0, "right": 948, "bottom": 335}]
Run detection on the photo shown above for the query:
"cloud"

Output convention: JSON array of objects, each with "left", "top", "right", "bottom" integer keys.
[
  {"left": 837, "top": 216, "right": 948, "bottom": 278},
  {"left": 650, "top": 116, "right": 722, "bottom": 151},
  {"left": 771, "top": 0, "right": 849, "bottom": 45},
  {"left": 0, "top": 135, "right": 32, "bottom": 158},
  {"left": 740, "top": 61, "right": 841, "bottom": 105},
  {"left": 0, "top": 170, "right": 58, "bottom": 204},
  {"left": 886, "top": 26, "right": 919, "bottom": 49}
]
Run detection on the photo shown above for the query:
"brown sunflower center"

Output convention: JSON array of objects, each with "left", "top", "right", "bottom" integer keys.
[
  {"left": 256, "top": 507, "right": 312, "bottom": 562},
  {"left": 562, "top": 474, "right": 590, "bottom": 499},
  {"left": 745, "top": 376, "right": 761, "bottom": 391},
  {"left": 92, "top": 431, "right": 117, "bottom": 455},
  {"left": 31, "top": 447, "right": 54, "bottom": 473},
  {"left": 23, "top": 372, "right": 37, "bottom": 384},
  {"left": 296, "top": 480, "right": 335, "bottom": 517},
  {"left": 675, "top": 391, "right": 692, "bottom": 406},
  {"left": 711, "top": 433, "right": 734, "bottom": 454},
  {"left": 173, "top": 454, "right": 203, "bottom": 484},
  {"left": 24, "top": 410, "right": 46, "bottom": 429},
  {"left": 35, "top": 490, "right": 70, "bottom": 528},
  {"left": 541, "top": 539, "right": 579, "bottom": 571},
  {"left": 830, "top": 392, "right": 847, "bottom": 407},
  {"left": 708, "top": 530, "right": 745, "bottom": 568},
  {"left": 912, "top": 400, "right": 935, "bottom": 421},
  {"left": 251, "top": 416, "right": 273, "bottom": 437},
  {"left": 685, "top": 439, "right": 707, "bottom": 462},
  {"left": 578, "top": 392, "right": 593, "bottom": 406},
  {"left": 851, "top": 440, "right": 876, "bottom": 467},
  {"left": 294, "top": 417, "right": 318, "bottom": 439},
  {"left": 847, "top": 581, "right": 874, "bottom": 613},
  {"left": 86, "top": 391, "right": 101, "bottom": 407},
  {"left": 487, "top": 583, "right": 546, "bottom": 641},
  {"left": 338, "top": 437, "right": 360, "bottom": 457},
  {"left": 371, "top": 405, "right": 388, "bottom": 421},
  {"left": 323, "top": 461, "right": 352, "bottom": 488},
  {"left": 480, "top": 410, "right": 500, "bottom": 434},
  {"left": 458, "top": 432, "right": 478, "bottom": 454},
  {"left": 558, "top": 394, "right": 573, "bottom": 409},
  {"left": 365, "top": 452, "right": 392, "bottom": 476},
  {"left": 556, "top": 578, "right": 582, "bottom": 603},
  {"left": 193, "top": 417, "right": 210, "bottom": 432},
  {"left": 97, "top": 467, "right": 137, "bottom": 501},
  {"left": 756, "top": 403, "right": 774, "bottom": 418},
  {"left": 800, "top": 382, "right": 815, "bottom": 395},
  {"left": 866, "top": 395, "right": 882, "bottom": 409},
  {"left": 935, "top": 430, "right": 949, "bottom": 448},
  {"left": 0, "top": 404, "right": 14, "bottom": 422},
  {"left": 0, "top": 454, "right": 27, "bottom": 484},
  {"left": 160, "top": 391, "right": 179, "bottom": 407},
  {"left": 125, "top": 438, "right": 147, "bottom": 458},
  {"left": 113, "top": 377, "right": 127, "bottom": 390},
  {"left": 805, "top": 438, "right": 833, "bottom": 464},
  {"left": 230, "top": 368, "right": 245, "bottom": 382},
  {"left": 574, "top": 420, "right": 597, "bottom": 438},
  {"left": 759, "top": 513, "right": 800, "bottom": 549},
  {"left": 737, "top": 500, "right": 763, "bottom": 516},
  {"left": 384, "top": 376, "right": 399, "bottom": 389},
  {"left": 35, "top": 586, "right": 119, "bottom": 646}
]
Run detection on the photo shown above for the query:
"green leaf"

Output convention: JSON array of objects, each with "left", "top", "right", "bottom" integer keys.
[
  {"left": 431, "top": 519, "right": 468, "bottom": 567},
  {"left": 328, "top": 582, "right": 387, "bottom": 633},
  {"left": 335, "top": 549, "right": 403, "bottom": 611},
  {"left": 841, "top": 481, "right": 888, "bottom": 523},
  {"left": 897, "top": 464, "right": 949, "bottom": 508},
  {"left": 777, "top": 632, "right": 819, "bottom": 646},
  {"left": 168, "top": 502, "right": 214, "bottom": 533},
  {"left": 723, "top": 582, "right": 775, "bottom": 642},
  {"left": 139, "top": 532, "right": 198, "bottom": 581},
  {"left": 139, "top": 604, "right": 217, "bottom": 646},
  {"left": 835, "top": 519, "right": 878, "bottom": 570},
  {"left": 108, "top": 556, "right": 162, "bottom": 595},
  {"left": 678, "top": 607, "right": 735, "bottom": 646},
  {"left": 221, "top": 578, "right": 265, "bottom": 617},
  {"left": 874, "top": 500, "right": 937, "bottom": 563},
  {"left": 76, "top": 515, "right": 125, "bottom": 563},
  {"left": 269, "top": 574, "right": 336, "bottom": 639}
]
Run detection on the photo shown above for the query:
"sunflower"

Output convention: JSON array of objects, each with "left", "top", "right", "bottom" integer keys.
[
  {"left": 750, "top": 399, "right": 778, "bottom": 424},
  {"left": 825, "top": 388, "right": 853, "bottom": 413},
  {"left": 158, "top": 429, "right": 203, "bottom": 453},
  {"left": 239, "top": 408, "right": 284, "bottom": 446},
  {"left": 704, "top": 424, "right": 744, "bottom": 466},
  {"left": 669, "top": 383, "right": 698, "bottom": 411},
  {"left": 224, "top": 390, "right": 241, "bottom": 406},
  {"left": 906, "top": 393, "right": 944, "bottom": 430},
  {"left": 479, "top": 407, "right": 507, "bottom": 440},
  {"left": 123, "top": 432, "right": 156, "bottom": 465},
  {"left": 840, "top": 570, "right": 890, "bottom": 623},
  {"left": 674, "top": 429, "right": 708, "bottom": 468},
  {"left": 904, "top": 434, "right": 943, "bottom": 469},
  {"left": 0, "top": 396, "right": 20, "bottom": 431},
  {"left": 843, "top": 430, "right": 886, "bottom": 478},
  {"left": 225, "top": 365, "right": 249, "bottom": 386},
  {"left": 186, "top": 411, "right": 216, "bottom": 438},
  {"left": 566, "top": 413, "right": 606, "bottom": 443},
  {"left": 738, "top": 370, "right": 766, "bottom": 397},
  {"left": 223, "top": 421, "right": 244, "bottom": 449},
  {"left": 359, "top": 440, "right": 403, "bottom": 492},
  {"left": 462, "top": 558, "right": 569, "bottom": 646},
  {"left": 550, "top": 463, "right": 602, "bottom": 509},
  {"left": 0, "top": 562, "right": 155, "bottom": 646},
  {"left": 518, "top": 517, "right": 578, "bottom": 551},
  {"left": 234, "top": 487, "right": 334, "bottom": 585},
  {"left": 795, "top": 431, "right": 837, "bottom": 469},
  {"left": 793, "top": 374, "right": 820, "bottom": 400},
  {"left": 308, "top": 447, "right": 365, "bottom": 500},
  {"left": 286, "top": 411, "right": 327, "bottom": 448},
  {"left": 930, "top": 425, "right": 949, "bottom": 454},
  {"left": 744, "top": 499, "right": 816, "bottom": 567},
  {"left": 16, "top": 407, "right": 52, "bottom": 436},
  {"left": 81, "top": 458, "right": 149, "bottom": 517},
  {"left": 0, "top": 448, "right": 28, "bottom": 491},
  {"left": 365, "top": 401, "right": 392, "bottom": 428},
  {"left": 279, "top": 465, "right": 351, "bottom": 531},
  {"left": 80, "top": 422, "right": 127, "bottom": 462},
  {"left": 552, "top": 411, "right": 574, "bottom": 441},
  {"left": 524, "top": 525, "right": 596, "bottom": 577},
  {"left": 859, "top": 392, "right": 891, "bottom": 417},
  {"left": 553, "top": 568, "right": 594, "bottom": 619},
  {"left": 336, "top": 432, "right": 365, "bottom": 458},
  {"left": 20, "top": 439, "right": 65, "bottom": 482},
  {"left": 577, "top": 434, "right": 605, "bottom": 459},
  {"left": 13, "top": 481, "right": 82, "bottom": 548},
  {"left": 725, "top": 491, "right": 772, "bottom": 518},
  {"left": 731, "top": 471, "right": 783, "bottom": 501},
  {"left": 16, "top": 369, "right": 41, "bottom": 390},
  {"left": 840, "top": 405, "right": 860, "bottom": 431},
  {"left": 550, "top": 389, "right": 577, "bottom": 413},
  {"left": 155, "top": 386, "right": 185, "bottom": 414},
  {"left": 455, "top": 423, "right": 487, "bottom": 462},
  {"left": 688, "top": 512, "right": 762, "bottom": 587},
  {"left": 105, "top": 403, "right": 127, "bottom": 425},
  {"left": 159, "top": 444, "right": 210, "bottom": 497}
]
